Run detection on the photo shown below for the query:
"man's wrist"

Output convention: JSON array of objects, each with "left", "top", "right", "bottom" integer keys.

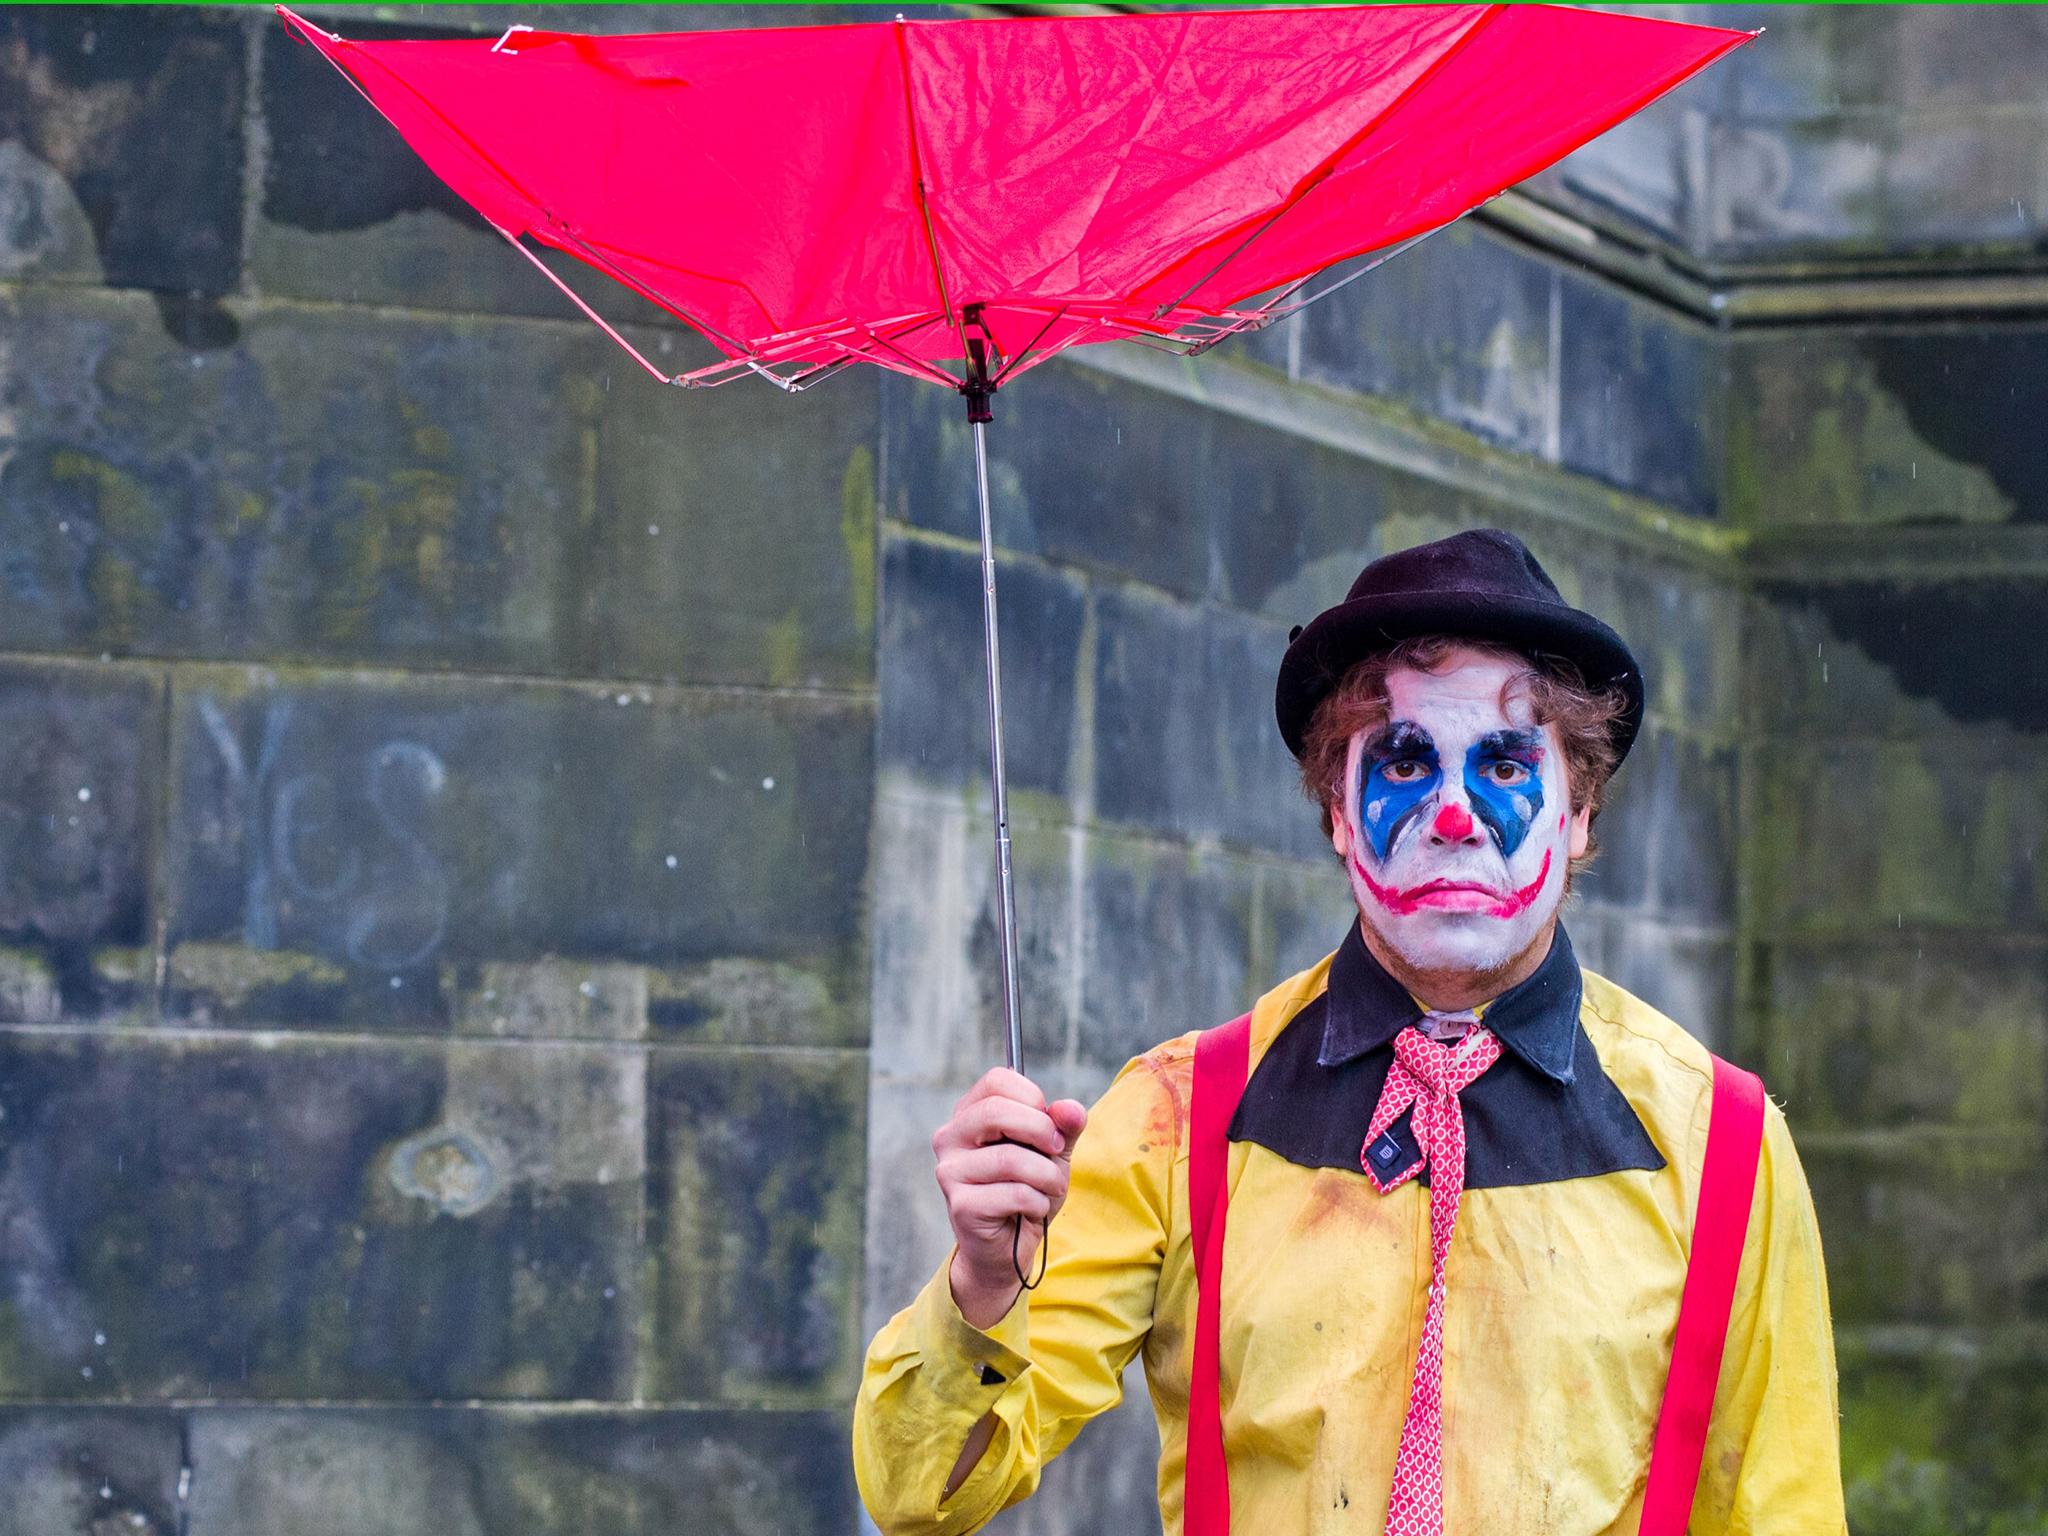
[{"left": 949, "top": 1249, "right": 1023, "bottom": 1331}]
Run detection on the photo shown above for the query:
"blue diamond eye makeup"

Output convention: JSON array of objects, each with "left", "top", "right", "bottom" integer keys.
[{"left": 1464, "top": 728, "right": 1545, "bottom": 860}]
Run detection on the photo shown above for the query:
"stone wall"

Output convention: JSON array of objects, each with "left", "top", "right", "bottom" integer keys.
[
  {"left": 2, "top": 7, "right": 2043, "bottom": 1536},
  {"left": 1, "top": 7, "right": 873, "bottom": 1532}
]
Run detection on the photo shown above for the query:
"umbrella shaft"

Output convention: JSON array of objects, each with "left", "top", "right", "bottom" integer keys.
[{"left": 972, "top": 418, "right": 1026, "bottom": 1076}]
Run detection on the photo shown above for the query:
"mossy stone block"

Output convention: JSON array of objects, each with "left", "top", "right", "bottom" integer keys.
[
  {"left": 0, "top": 7, "right": 244, "bottom": 298},
  {"left": 1746, "top": 735, "right": 2048, "bottom": 935},
  {"left": 0, "top": 1031, "right": 643, "bottom": 1400},
  {"left": 1803, "top": 1137, "right": 2047, "bottom": 1329},
  {"left": 1091, "top": 587, "right": 1316, "bottom": 862},
  {"left": 1755, "top": 938, "right": 2047, "bottom": 1131},
  {"left": 187, "top": 1404, "right": 854, "bottom": 1535},
  {"left": 648, "top": 1051, "right": 864, "bottom": 1403},
  {"left": 0, "top": 660, "right": 160, "bottom": 1024},
  {"left": 164, "top": 671, "right": 870, "bottom": 1032},
  {"left": 878, "top": 534, "right": 1084, "bottom": 800}
]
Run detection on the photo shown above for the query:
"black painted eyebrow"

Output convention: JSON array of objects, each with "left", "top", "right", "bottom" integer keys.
[
  {"left": 1474, "top": 727, "right": 1545, "bottom": 759},
  {"left": 1365, "top": 720, "right": 1437, "bottom": 758}
]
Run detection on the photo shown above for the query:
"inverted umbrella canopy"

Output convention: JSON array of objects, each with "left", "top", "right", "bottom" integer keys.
[
  {"left": 278, "top": 3, "right": 1753, "bottom": 1081},
  {"left": 277, "top": 4, "right": 1750, "bottom": 391}
]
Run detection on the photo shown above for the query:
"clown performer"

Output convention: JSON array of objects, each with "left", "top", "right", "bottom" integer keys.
[{"left": 854, "top": 530, "right": 1845, "bottom": 1536}]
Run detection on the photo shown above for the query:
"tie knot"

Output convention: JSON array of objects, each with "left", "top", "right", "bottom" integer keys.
[{"left": 1393, "top": 1023, "right": 1501, "bottom": 1096}]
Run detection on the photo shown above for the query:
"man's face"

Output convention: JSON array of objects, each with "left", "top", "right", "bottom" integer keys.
[{"left": 1330, "top": 647, "right": 1590, "bottom": 982}]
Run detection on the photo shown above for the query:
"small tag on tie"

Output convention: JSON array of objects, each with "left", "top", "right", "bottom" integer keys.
[{"left": 1367, "top": 1131, "right": 1404, "bottom": 1171}]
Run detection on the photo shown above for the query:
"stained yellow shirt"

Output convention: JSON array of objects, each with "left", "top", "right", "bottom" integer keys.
[{"left": 855, "top": 952, "right": 1846, "bottom": 1535}]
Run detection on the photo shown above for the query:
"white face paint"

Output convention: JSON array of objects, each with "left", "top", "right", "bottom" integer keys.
[{"left": 1330, "top": 649, "right": 1587, "bottom": 985}]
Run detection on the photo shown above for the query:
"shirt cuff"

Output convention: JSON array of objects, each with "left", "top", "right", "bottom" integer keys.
[{"left": 913, "top": 1252, "right": 1033, "bottom": 1405}]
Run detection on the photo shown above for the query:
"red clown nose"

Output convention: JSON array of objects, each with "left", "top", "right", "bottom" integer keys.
[{"left": 1433, "top": 804, "right": 1476, "bottom": 841}]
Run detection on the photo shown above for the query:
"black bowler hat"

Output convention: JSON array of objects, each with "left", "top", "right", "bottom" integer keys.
[{"left": 1274, "top": 529, "right": 1645, "bottom": 763}]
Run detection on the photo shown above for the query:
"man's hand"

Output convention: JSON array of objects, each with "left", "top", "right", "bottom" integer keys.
[{"left": 933, "top": 1068, "right": 1089, "bottom": 1329}]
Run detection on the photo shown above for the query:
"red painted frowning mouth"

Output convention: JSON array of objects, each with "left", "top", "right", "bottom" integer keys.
[{"left": 1351, "top": 849, "right": 1553, "bottom": 918}]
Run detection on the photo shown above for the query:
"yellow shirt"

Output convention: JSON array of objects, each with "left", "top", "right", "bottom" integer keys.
[{"left": 854, "top": 942, "right": 1846, "bottom": 1536}]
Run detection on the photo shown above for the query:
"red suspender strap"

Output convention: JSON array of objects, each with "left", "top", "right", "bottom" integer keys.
[
  {"left": 1637, "top": 1053, "right": 1768, "bottom": 1536},
  {"left": 1186, "top": 1012, "right": 1252, "bottom": 1536}
]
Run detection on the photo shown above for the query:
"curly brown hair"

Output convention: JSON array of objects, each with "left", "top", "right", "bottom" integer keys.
[{"left": 1297, "top": 635, "right": 1632, "bottom": 883}]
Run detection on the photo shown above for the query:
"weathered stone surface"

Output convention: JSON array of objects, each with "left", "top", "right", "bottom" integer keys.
[
  {"left": 1575, "top": 726, "right": 1737, "bottom": 928},
  {"left": 1727, "top": 327, "right": 2048, "bottom": 530},
  {"left": 647, "top": 1050, "right": 864, "bottom": 1403},
  {"left": 878, "top": 535, "right": 1085, "bottom": 801},
  {"left": 1880, "top": 107, "right": 2048, "bottom": 254},
  {"left": 1746, "top": 735, "right": 2047, "bottom": 935},
  {"left": 1838, "top": 1348, "right": 2048, "bottom": 1536},
  {"left": 0, "top": 288, "right": 586, "bottom": 670},
  {"left": 1803, "top": 1138, "right": 2046, "bottom": 1330},
  {"left": 187, "top": 1405, "right": 855, "bottom": 1536},
  {"left": 1706, "top": 113, "right": 1891, "bottom": 264},
  {"left": 1529, "top": 99, "right": 1710, "bottom": 255},
  {"left": 1556, "top": 271, "right": 1721, "bottom": 517},
  {"left": 1743, "top": 589, "right": 1960, "bottom": 741},
  {"left": 0, "top": 659, "right": 158, "bottom": 1024},
  {"left": 0, "top": 1408, "right": 184, "bottom": 1536},
  {"left": 882, "top": 363, "right": 1477, "bottom": 627},
  {"left": 1, "top": 288, "right": 873, "bottom": 687},
  {"left": 1091, "top": 587, "right": 1318, "bottom": 863},
  {"left": 0, "top": 1030, "right": 642, "bottom": 1400},
  {"left": 1754, "top": 938, "right": 2047, "bottom": 1132},
  {"left": 1078, "top": 835, "right": 1263, "bottom": 1074},
  {"left": 870, "top": 782, "right": 1077, "bottom": 1084},
  {"left": 1278, "top": 224, "right": 1558, "bottom": 465},
  {"left": 0, "top": 8, "right": 244, "bottom": 301},
  {"left": 586, "top": 356, "right": 879, "bottom": 689},
  {"left": 1750, "top": 575, "right": 2048, "bottom": 736},
  {"left": 164, "top": 671, "right": 870, "bottom": 1033}
]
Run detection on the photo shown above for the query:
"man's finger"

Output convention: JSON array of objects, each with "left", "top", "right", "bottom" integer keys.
[
  {"left": 941, "top": 1142, "right": 1065, "bottom": 1197},
  {"left": 956, "top": 1096, "right": 1064, "bottom": 1155},
  {"left": 1047, "top": 1099, "right": 1088, "bottom": 1164},
  {"left": 952, "top": 1067, "right": 1049, "bottom": 1118}
]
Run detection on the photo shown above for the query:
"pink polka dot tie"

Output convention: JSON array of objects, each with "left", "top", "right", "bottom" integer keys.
[{"left": 1362, "top": 1023, "right": 1503, "bottom": 1536}]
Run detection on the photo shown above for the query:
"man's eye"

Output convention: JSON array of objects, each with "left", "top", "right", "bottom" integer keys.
[
  {"left": 1486, "top": 760, "right": 1531, "bottom": 785},
  {"left": 1381, "top": 760, "right": 1428, "bottom": 783}
]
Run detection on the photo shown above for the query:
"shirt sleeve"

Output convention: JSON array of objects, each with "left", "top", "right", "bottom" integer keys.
[
  {"left": 852, "top": 1049, "right": 1180, "bottom": 1536},
  {"left": 1692, "top": 1099, "right": 1849, "bottom": 1535}
]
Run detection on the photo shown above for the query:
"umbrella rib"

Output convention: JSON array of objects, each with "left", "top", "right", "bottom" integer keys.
[
  {"left": 893, "top": 21, "right": 974, "bottom": 384},
  {"left": 1145, "top": 1, "right": 1508, "bottom": 320},
  {"left": 495, "top": 226, "right": 676, "bottom": 381},
  {"left": 991, "top": 305, "right": 1071, "bottom": 388}
]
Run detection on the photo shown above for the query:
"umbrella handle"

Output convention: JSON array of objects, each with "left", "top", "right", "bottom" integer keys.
[{"left": 970, "top": 411, "right": 1025, "bottom": 1077}]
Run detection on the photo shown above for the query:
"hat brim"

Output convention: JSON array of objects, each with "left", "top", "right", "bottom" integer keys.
[{"left": 1275, "top": 590, "right": 1646, "bottom": 763}]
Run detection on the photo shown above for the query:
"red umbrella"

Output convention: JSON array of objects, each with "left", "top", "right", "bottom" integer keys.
[{"left": 277, "top": 2, "right": 1752, "bottom": 1076}]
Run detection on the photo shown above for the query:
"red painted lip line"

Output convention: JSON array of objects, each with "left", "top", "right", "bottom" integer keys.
[{"left": 1352, "top": 849, "right": 1552, "bottom": 918}]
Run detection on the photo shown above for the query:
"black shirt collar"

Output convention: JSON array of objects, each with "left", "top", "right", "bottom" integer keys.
[{"left": 1317, "top": 920, "right": 1582, "bottom": 1086}]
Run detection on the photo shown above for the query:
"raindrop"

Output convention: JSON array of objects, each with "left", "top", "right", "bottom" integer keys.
[
  {"left": 647, "top": 523, "right": 660, "bottom": 536},
  {"left": 94, "top": 1331, "right": 106, "bottom": 1347},
  {"left": 58, "top": 520, "right": 70, "bottom": 533},
  {"left": 664, "top": 854, "right": 678, "bottom": 869},
  {"left": 616, "top": 693, "right": 632, "bottom": 706},
  {"left": 579, "top": 981, "right": 597, "bottom": 999},
  {"left": 81, "top": 1366, "right": 93, "bottom": 1380},
  {"left": 77, "top": 787, "right": 92, "bottom": 802},
  {"left": 99, "top": 1482, "right": 112, "bottom": 1499},
  {"left": 390, "top": 976, "right": 403, "bottom": 989},
  {"left": 603, "top": 1286, "right": 617, "bottom": 1299},
  {"left": 761, "top": 777, "right": 776, "bottom": 791}
]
